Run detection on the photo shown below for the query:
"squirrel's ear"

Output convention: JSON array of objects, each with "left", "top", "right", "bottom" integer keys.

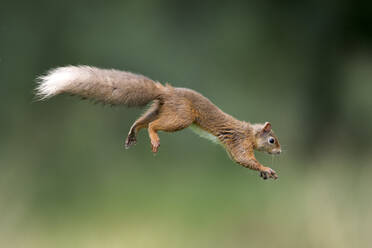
[{"left": 262, "top": 122, "right": 272, "bottom": 133}]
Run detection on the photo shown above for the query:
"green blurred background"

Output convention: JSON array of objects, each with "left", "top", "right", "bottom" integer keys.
[{"left": 1, "top": 0, "right": 372, "bottom": 247}]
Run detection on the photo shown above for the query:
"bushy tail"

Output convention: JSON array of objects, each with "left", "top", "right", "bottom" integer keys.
[{"left": 35, "top": 65, "right": 164, "bottom": 106}]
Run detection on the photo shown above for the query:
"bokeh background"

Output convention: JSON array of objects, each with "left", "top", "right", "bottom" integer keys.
[{"left": 1, "top": 1, "right": 372, "bottom": 247}]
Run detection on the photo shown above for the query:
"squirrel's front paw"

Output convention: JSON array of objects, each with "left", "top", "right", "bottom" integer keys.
[{"left": 259, "top": 166, "right": 278, "bottom": 180}]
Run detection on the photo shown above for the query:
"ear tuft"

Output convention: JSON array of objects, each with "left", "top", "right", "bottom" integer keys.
[{"left": 262, "top": 122, "right": 272, "bottom": 133}]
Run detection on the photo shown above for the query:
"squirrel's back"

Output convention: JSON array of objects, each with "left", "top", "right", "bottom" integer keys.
[{"left": 173, "top": 87, "right": 241, "bottom": 131}]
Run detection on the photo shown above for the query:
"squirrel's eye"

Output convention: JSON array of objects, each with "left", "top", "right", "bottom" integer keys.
[{"left": 268, "top": 137, "right": 275, "bottom": 144}]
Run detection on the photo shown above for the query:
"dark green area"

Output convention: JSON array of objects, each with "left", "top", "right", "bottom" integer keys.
[{"left": 1, "top": 1, "right": 371, "bottom": 247}]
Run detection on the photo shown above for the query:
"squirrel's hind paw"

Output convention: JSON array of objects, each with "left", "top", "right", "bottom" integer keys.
[
  {"left": 151, "top": 140, "right": 160, "bottom": 153},
  {"left": 125, "top": 134, "right": 137, "bottom": 149}
]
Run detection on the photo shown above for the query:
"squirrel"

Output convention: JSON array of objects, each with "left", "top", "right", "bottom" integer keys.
[{"left": 36, "top": 65, "right": 282, "bottom": 180}]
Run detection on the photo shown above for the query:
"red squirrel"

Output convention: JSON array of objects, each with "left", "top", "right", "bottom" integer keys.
[{"left": 36, "top": 66, "right": 281, "bottom": 180}]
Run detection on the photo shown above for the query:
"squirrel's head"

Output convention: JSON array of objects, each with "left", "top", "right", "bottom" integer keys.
[{"left": 252, "top": 122, "right": 281, "bottom": 155}]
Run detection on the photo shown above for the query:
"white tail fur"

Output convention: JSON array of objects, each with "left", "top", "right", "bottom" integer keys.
[{"left": 36, "top": 66, "right": 87, "bottom": 99}]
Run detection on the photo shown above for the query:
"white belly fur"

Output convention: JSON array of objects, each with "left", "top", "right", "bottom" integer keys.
[{"left": 189, "top": 124, "right": 220, "bottom": 144}]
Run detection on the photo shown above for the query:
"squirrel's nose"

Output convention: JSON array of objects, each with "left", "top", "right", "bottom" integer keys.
[{"left": 276, "top": 149, "right": 281, "bottom": 154}]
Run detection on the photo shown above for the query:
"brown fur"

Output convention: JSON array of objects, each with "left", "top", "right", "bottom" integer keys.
[{"left": 37, "top": 66, "right": 281, "bottom": 180}]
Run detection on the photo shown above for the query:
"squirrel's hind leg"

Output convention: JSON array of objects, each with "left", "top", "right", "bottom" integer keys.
[
  {"left": 147, "top": 105, "right": 195, "bottom": 153},
  {"left": 125, "top": 101, "right": 160, "bottom": 149}
]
